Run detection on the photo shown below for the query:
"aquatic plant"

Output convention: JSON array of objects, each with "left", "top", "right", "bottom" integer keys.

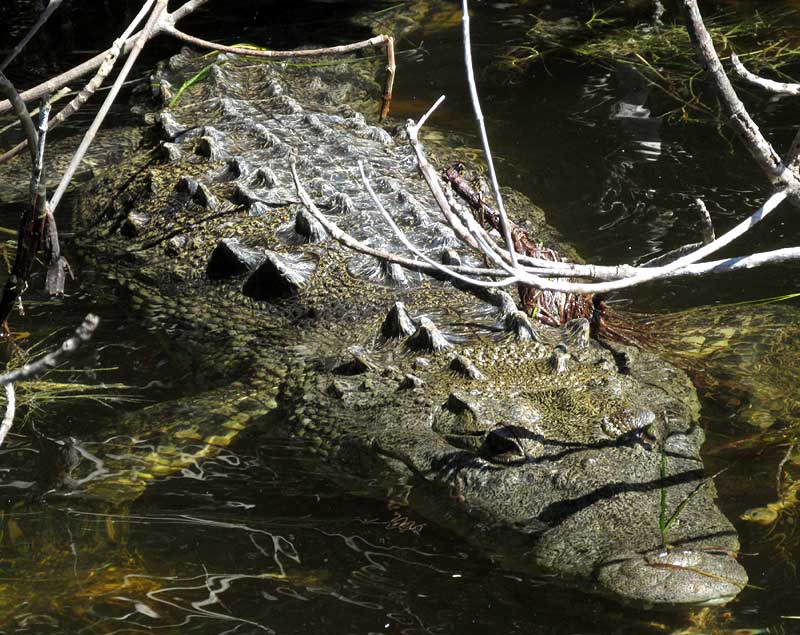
[{"left": 501, "top": 5, "right": 800, "bottom": 121}]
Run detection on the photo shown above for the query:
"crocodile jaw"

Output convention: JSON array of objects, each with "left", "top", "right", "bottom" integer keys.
[{"left": 593, "top": 548, "right": 748, "bottom": 607}]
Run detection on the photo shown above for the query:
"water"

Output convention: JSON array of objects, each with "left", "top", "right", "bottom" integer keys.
[{"left": 1, "top": 0, "right": 800, "bottom": 632}]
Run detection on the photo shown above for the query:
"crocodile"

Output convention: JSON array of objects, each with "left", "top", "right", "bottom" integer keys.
[{"left": 71, "top": 46, "right": 748, "bottom": 608}]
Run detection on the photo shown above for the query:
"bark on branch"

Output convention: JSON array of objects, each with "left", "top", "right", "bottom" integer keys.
[{"left": 681, "top": 0, "right": 800, "bottom": 202}]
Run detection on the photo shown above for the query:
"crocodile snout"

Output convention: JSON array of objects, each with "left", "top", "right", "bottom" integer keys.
[{"left": 594, "top": 548, "right": 748, "bottom": 607}]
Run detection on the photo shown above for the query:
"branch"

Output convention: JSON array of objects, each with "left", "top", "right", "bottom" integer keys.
[
  {"left": 681, "top": 0, "right": 800, "bottom": 199},
  {"left": 0, "top": 0, "right": 64, "bottom": 72},
  {"left": 0, "top": 6, "right": 151, "bottom": 167},
  {"left": 358, "top": 161, "right": 516, "bottom": 289},
  {"left": 162, "top": 28, "right": 396, "bottom": 118},
  {"left": 289, "top": 157, "right": 513, "bottom": 285},
  {"left": 405, "top": 98, "right": 481, "bottom": 251},
  {"left": 48, "top": 0, "right": 168, "bottom": 213},
  {"left": 401, "top": 99, "right": 795, "bottom": 294},
  {"left": 461, "top": 0, "right": 518, "bottom": 267},
  {"left": 0, "top": 0, "right": 210, "bottom": 116},
  {"left": 730, "top": 52, "right": 800, "bottom": 97},
  {"left": 0, "top": 72, "right": 38, "bottom": 165},
  {"left": 0, "top": 314, "right": 99, "bottom": 387},
  {"left": 0, "top": 384, "right": 15, "bottom": 449}
]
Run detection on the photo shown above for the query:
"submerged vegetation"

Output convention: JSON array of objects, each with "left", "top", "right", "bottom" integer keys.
[
  {"left": 0, "top": 329, "right": 136, "bottom": 429},
  {"left": 501, "top": 5, "right": 800, "bottom": 120}
]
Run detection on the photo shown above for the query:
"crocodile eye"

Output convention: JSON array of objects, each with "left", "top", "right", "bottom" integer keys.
[{"left": 482, "top": 425, "right": 527, "bottom": 464}]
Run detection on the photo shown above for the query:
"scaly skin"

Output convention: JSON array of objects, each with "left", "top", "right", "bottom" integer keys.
[{"left": 73, "top": 47, "right": 747, "bottom": 607}]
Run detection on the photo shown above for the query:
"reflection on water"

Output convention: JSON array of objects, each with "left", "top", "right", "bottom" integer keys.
[{"left": 1, "top": 0, "right": 800, "bottom": 633}]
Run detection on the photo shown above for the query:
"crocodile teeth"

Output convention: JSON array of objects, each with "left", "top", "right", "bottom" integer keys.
[
  {"left": 294, "top": 208, "right": 327, "bottom": 243},
  {"left": 548, "top": 344, "right": 570, "bottom": 374},
  {"left": 505, "top": 310, "right": 538, "bottom": 341},
  {"left": 381, "top": 302, "right": 416, "bottom": 339},
  {"left": 242, "top": 250, "right": 317, "bottom": 301},
  {"left": 206, "top": 238, "right": 266, "bottom": 280},
  {"left": 450, "top": 355, "right": 485, "bottom": 381},
  {"left": 407, "top": 317, "right": 451, "bottom": 352}
]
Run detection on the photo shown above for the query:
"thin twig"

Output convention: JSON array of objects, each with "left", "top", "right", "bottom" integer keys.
[
  {"left": 289, "top": 157, "right": 511, "bottom": 283},
  {"left": 405, "top": 100, "right": 480, "bottom": 251},
  {"left": 162, "top": 28, "right": 396, "bottom": 118},
  {"left": 682, "top": 0, "right": 800, "bottom": 200},
  {"left": 461, "top": 0, "right": 518, "bottom": 267},
  {"left": 0, "top": 384, "right": 15, "bottom": 449},
  {"left": 0, "top": 314, "right": 99, "bottom": 387},
  {"left": 48, "top": 0, "right": 168, "bottom": 213},
  {"left": 359, "top": 161, "right": 516, "bottom": 288},
  {"left": 0, "top": 0, "right": 64, "bottom": 72},
  {"left": 0, "top": 1, "right": 156, "bottom": 167},
  {"left": 730, "top": 52, "right": 800, "bottom": 96}
]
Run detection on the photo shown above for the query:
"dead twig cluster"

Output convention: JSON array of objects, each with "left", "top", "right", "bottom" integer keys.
[
  {"left": 0, "top": 0, "right": 397, "bottom": 330},
  {"left": 289, "top": 0, "right": 800, "bottom": 322}
]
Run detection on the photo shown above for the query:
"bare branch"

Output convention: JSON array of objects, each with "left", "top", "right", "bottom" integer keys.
[
  {"left": 730, "top": 52, "right": 800, "bottom": 97},
  {"left": 461, "top": 0, "right": 518, "bottom": 267},
  {"left": 358, "top": 161, "right": 516, "bottom": 289},
  {"left": 670, "top": 246, "right": 800, "bottom": 278},
  {"left": 0, "top": 0, "right": 64, "bottom": 72},
  {"left": 0, "top": 5, "right": 152, "bottom": 167},
  {"left": 161, "top": 28, "right": 397, "bottom": 117},
  {"left": 289, "top": 157, "right": 511, "bottom": 284},
  {"left": 0, "top": 72, "right": 38, "bottom": 165},
  {"left": 0, "top": 314, "right": 99, "bottom": 387},
  {"left": 0, "top": 384, "right": 15, "bottom": 449},
  {"left": 48, "top": 0, "right": 167, "bottom": 213},
  {"left": 405, "top": 102, "right": 482, "bottom": 252},
  {"left": 0, "top": 0, "right": 210, "bottom": 115},
  {"left": 681, "top": 0, "right": 800, "bottom": 198}
]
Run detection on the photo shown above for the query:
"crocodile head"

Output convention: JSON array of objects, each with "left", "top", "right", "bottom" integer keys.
[
  {"left": 74, "top": 47, "right": 747, "bottom": 607},
  {"left": 300, "top": 313, "right": 747, "bottom": 608}
]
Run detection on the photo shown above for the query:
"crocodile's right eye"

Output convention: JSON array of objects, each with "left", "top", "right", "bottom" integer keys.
[{"left": 481, "top": 426, "right": 528, "bottom": 465}]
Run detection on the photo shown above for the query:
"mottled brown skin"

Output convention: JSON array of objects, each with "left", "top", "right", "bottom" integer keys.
[{"left": 74, "top": 47, "right": 747, "bottom": 607}]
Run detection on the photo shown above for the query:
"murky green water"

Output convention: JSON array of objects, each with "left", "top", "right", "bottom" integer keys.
[{"left": 2, "top": 0, "right": 800, "bottom": 632}]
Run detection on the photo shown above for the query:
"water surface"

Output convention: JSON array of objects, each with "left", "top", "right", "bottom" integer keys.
[{"left": 1, "top": 1, "right": 800, "bottom": 633}]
